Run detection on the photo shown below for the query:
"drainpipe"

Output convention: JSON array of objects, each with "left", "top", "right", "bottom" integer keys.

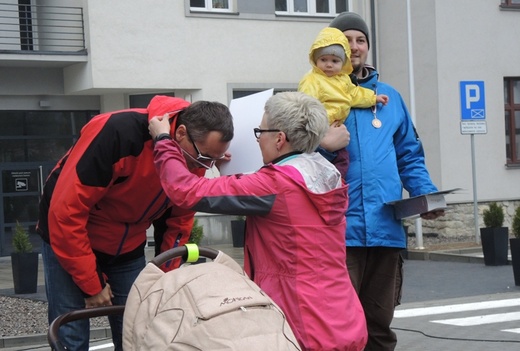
[
  {"left": 405, "top": 0, "right": 424, "bottom": 249},
  {"left": 369, "top": 0, "right": 377, "bottom": 68}
]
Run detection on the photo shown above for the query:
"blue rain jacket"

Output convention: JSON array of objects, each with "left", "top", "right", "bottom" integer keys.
[{"left": 323, "top": 67, "right": 438, "bottom": 248}]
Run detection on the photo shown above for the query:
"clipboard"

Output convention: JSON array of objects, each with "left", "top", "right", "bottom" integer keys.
[{"left": 386, "top": 188, "right": 462, "bottom": 219}]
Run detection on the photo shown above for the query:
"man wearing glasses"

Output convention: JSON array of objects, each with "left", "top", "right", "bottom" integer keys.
[
  {"left": 181, "top": 127, "right": 227, "bottom": 169},
  {"left": 36, "top": 95, "right": 233, "bottom": 351}
]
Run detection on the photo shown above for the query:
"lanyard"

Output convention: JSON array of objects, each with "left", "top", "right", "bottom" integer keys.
[{"left": 371, "top": 87, "right": 382, "bottom": 128}]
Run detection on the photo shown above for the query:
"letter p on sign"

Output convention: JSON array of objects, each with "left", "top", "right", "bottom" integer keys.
[
  {"left": 465, "top": 84, "right": 480, "bottom": 109},
  {"left": 460, "top": 81, "right": 485, "bottom": 120}
]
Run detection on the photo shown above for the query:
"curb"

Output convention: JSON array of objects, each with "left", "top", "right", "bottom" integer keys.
[{"left": 406, "top": 247, "right": 511, "bottom": 265}]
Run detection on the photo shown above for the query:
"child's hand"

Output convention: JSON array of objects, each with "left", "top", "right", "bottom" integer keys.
[{"left": 377, "top": 94, "right": 389, "bottom": 105}]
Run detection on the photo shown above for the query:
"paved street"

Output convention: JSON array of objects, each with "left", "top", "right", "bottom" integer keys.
[
  {"left": 393, "top": 259, "right": 520, "bottom": 350},
  {"left": 2, "top": 247, "right": 520, "bottom": 350},
  {"left": 394, "top": 294, "right": 520, "bottom": 351},
  {"left": 401, "top": 258, "right": 519, "bottom": 303}
]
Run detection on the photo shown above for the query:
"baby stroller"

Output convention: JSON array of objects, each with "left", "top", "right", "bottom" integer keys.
[{"left": 48, "top": 244, "right": 301, "bottom": 350}]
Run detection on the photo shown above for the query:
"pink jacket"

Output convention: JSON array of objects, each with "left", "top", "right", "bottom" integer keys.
[{"left": 154, "top": 141, "right": 367, "bottom": 351}]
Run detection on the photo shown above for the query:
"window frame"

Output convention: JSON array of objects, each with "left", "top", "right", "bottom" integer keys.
[
  {"left": 500, "top": 0, "right": 520, "bottom": 9},
  {"left": 275, "top": 0, "right": 349, "bottom": 16},
  {"left": 227, "top": 83, "right": 298, "bottom": 105},
  {"left": 190, "top": 0, "right": 235, "bottom": 13},
  {"left": 504, "top": 77, "right": 520, "bottom": 166}
]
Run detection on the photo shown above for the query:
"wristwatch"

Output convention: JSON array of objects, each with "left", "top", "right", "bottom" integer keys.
[{"left": 154, "top": 133, "right": 172, "bottom": 143}]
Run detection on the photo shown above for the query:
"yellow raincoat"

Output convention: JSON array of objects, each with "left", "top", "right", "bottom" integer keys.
[{"left": 298, "top": 27, "right": 376, "bottom": 124}]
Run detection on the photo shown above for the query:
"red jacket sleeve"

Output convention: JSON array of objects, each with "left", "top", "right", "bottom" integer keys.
[{"left": 48, "top": 115, "right": 114, "bottom": 296}]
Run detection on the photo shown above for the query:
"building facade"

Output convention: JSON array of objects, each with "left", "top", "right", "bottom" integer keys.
[{"left": 0, "top": 0, "right": 519, "bottom": 255}]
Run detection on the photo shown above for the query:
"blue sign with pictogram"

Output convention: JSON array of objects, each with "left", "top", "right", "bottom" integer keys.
[
  {"left": 460, "top": 81, "right": 487, "bottom": 134},
  {"left": 460, "top": 81, "right": 485, "bottom": 120}
]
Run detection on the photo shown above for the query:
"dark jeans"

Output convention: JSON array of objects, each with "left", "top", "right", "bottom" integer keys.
[
  {"left": 346, "top": 247, "right": 403, "bottom": 351},
  {"left": 42, "top": 241, "right": 145, "bottom": 351}
]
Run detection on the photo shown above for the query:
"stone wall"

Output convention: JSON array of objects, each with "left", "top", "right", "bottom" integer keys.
[{"left": 404, "top": 200, "right": 520, "bottom": 238}]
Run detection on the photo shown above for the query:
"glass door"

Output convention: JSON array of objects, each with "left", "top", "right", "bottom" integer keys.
[{"left": 0, "top": 163, "right": 51, "bottom": 256}]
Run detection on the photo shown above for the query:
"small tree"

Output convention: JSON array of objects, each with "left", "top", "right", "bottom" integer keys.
[
  {"left": 188, "top": 219, "right": 204, "bottom": 245},
  {"left": 12, "top": 221, "right": 33, "bottom": 253},
  {"left": 234, "top": 215, "right": 246, "bottom": 222},
  {"left": 512, "top": 206, "right": 520, "bottom": 239},
  {"left": 483, "top": 202, "right": 504, "bottom": 228}
]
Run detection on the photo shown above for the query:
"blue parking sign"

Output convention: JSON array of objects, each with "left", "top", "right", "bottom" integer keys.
[{"left": 460, "top": 81, "right": 485, "bottom": 120}]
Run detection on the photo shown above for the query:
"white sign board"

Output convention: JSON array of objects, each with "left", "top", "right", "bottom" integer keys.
[
  {"left": 219, "top": 89, "right": 274, "bottom": 175},
  {"left": 460, "top": 121, "right": 487, "bottom": 135}
]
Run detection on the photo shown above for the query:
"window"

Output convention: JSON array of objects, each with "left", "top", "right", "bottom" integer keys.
[
  {"left": 18, "top": 0, "right": 34, "bottom": 51},
  {"left": 232, "top": 89, "right": 293, "bottom": 100},
  {"left": 275, "top": 0, "right": 348, "bottom": 16},
  {"left": 0, "top": 111, "right": 96, "bottom": 162},
  {"left": 504, "top": 78, "right": 520, "bottom": 165},
  {"left": 190, "top": 0, "right": 234, "bottom": 12},
  {"left": 501, "top": 0, "right": 520, "bottom": 8},
  {"left": 130, "top": 93, "right": 175, "bottom": 108}
]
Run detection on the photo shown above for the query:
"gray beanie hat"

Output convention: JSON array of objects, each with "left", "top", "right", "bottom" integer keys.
[
  {"left": 313, "top": 44, "right": 346, "bottom": 63},
  {"left": 329, "top": 12, "right": 370, "bottom": 49}
]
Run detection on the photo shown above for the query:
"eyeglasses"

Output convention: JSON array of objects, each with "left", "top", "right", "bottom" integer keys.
[
  {"left": 253, "top": 128, "right": 289, "bottom": 141},
  {"left": 185, "top": 129, "right": 225, "bottom": 169},
  {"left": 179, "top": 148, "right": 213, "bottom": 170}
]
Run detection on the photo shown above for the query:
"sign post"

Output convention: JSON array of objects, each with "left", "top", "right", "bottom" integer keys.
[{"left": 459, "top": 81, "right": 486, "bottom": 243}]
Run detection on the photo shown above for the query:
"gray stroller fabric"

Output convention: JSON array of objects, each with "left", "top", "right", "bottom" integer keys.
[{"left": 123, "top": 250, "right": 301, "bottom": 350}]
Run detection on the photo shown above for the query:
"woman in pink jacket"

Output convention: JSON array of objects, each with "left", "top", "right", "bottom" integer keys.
[{"left": 149, "top": 91, "right": 367, "bottom": 351}]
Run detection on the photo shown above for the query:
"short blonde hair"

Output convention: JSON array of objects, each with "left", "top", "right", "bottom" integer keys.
[{"left": 264, "top": 91, "right": 328, "bottom": 153}]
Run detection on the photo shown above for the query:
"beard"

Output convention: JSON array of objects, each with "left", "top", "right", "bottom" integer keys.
[{"left": 351, "top": 62, "right": 363, "bottom": 76}]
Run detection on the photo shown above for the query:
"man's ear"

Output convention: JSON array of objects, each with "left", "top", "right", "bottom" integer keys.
[{"left": 174, "top": 124, "right": 187, "bottom": 142}]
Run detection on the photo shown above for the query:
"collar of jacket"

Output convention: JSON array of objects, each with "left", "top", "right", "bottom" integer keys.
[
  {"left": 271, "top": 151, "right": 303, "bottom": 165},
  {"left": 350, "top": 65, "right": 377, "bottom": 84}
]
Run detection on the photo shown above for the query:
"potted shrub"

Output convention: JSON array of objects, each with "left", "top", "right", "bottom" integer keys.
[
  {"left": 11, "top": 221, "right": 39, "bottom": 294},
  {"left": 510, "top": 206, "right": 520, "bottom": 286},
  {"left": 231, "top": 216, "right": 246, "bottom": 248},
  {"left": 188, "top": 218, "right": 204, "bottom": 246},
  {"left": 480, "top": 202, "right": 509, "bottom": 266}
]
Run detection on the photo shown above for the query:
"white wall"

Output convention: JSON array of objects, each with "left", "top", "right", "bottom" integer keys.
[
  {"left": 67, "top": 0, "right": 331, "bottom": 103},
  {"left": 434, "top": 0, "right": 520, "bottom": 203},
  {"left": 377, "top": 0, "right": 520, "bottom": 204},
  {"left": 4, "top": 0, "right": 518, "bottom": 207}
]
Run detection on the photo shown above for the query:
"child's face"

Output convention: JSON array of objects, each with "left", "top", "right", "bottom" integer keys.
[{"left": 316, "top": 55, "right": 343, "bottom": 77}]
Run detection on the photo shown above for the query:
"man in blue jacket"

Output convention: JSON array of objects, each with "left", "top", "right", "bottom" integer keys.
[{"left": 320, "top": 12, "right": 445, "bottom": 350}]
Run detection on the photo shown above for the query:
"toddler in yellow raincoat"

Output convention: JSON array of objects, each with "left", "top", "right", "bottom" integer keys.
[{"left": 298, "top": 27, "right": 388, "bottom": 176}]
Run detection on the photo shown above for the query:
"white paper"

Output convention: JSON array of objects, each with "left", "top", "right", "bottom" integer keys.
[{"left": 219, "top": 89, "right": 274, "bottom": 175}]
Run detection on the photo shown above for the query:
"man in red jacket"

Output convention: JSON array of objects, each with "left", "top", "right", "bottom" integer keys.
[{"left": 37, "top": 95, "right": 233, "bottom": 351}]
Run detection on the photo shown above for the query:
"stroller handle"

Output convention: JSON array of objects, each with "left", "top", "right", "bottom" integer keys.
[
  {"left": 47, "top": 246, "right": 219, "bottom": 350},
  {"left": 48, "top": 305, "right": 125, "bottom": 351},
  {"left": 151, "top": 245, "right": 219, "bottom": 266}
]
